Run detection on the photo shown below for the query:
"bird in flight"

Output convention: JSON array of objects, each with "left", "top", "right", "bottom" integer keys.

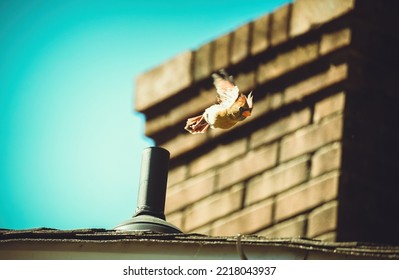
[{"left": 184, "top": 70, "right": 253, "bottom": 134}]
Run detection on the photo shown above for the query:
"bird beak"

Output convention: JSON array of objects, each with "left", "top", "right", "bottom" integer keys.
[{"left": 242, "top": 110, "right": 251, "bottom": 117}]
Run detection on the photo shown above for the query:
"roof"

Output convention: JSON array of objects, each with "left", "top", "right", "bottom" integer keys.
[{"left": 1, "top": 228, "right": 399, "bottom": 260}]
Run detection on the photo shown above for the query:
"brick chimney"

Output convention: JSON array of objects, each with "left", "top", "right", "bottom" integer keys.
[{"left": 135, "top": 0, "right": 399, "bottom": 245}]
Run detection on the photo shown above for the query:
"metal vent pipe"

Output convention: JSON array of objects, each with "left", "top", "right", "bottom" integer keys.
[{"left": 114, "top": 146, "right": 181, "bottom": 233}]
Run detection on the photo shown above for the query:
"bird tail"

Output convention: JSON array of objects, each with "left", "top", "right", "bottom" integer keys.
[{"left": 184, "top": 114, "right": 210, "bottom": 134}]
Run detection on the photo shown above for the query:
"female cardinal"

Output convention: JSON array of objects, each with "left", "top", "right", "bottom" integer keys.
[{"left": 184, "top": 70, "right": 253, "bottom": 134}]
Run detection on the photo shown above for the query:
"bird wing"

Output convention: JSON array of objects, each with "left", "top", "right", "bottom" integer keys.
[{"left": 212, "top": 70, "right": 239, "bottom": 107}]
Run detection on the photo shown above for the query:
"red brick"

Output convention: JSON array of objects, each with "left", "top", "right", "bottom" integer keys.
[
  {"left": 257, "top": 42, "right": 318, "bottom": 84},
  {"left": 189, "top": 138, "right": 247, "bottom": 176},
  {"left": 166, "top": 211, "right": 184, "bottom": 230},
  {"left": 194, "top": 42, "right": 212, "bottom": 81},
  {"left": 320, "top": 28, "right": 352, "bottom": 55},
  {"left": 250, "top": 108, "right": 311, "bottom": 149},
  {"left": 284, "top": 64, "right": 348, "bottom": 104},
  {"left": 251, "top": 92, "right": 283, "bottom": 119},
  {"left": 135, "top": 51, "right": 192, "bottom": 112},
  {"left": 256, "top": 215, "right": 306, "bottom": 237},
  {"left": 246, "top": 156, "right": 309, "bottom": 206},
  {"left": 162, "top": 131, "right": 207, "bottom": 159},
  {"left": 280, "top": 114, "right": 343, "bottom": 162},
  {"left": 251, "top": 14, "right": 270, "bottom": 55},
  {"left": 211, "top": 199, "right": 273, "bottom": 235},
  {"left": 290, "top": 0, "right": 355, "bottom": 38},
  {"left": 311, "top": 142, "right": 342, "bottom": 177},
  {"left": 275, "top": 172, "right": 339, "bottom": 221},
  {"left": 307, "top": 200, "right": 338, "bottom": 237},
  {"left": 217, "top": 143, "right": 278, "bottom": 190},
  {"left": 184, "top": 184, "right": 244, "bottom": 231},
  {"left": 270, "top": 4, "right": 291, "bottom": 46},
  {"left": 167, "top": 165, "right": 187, "bottom": 187},
  {"left": 145, "top": 87, "right": 214, "bottom": 136},
  {"left": 231, "top": 23, "right": 250, "bottom": 64},
  {"left": 190, "top": 224, "right": 212, "bottom": 235},
  {"left": 213, "top": 33, "right": 231, "bottom": 70},
  {"left": 234, "top": 70, "right": 256, "bottom": 93},
  {"left": 165, "top": 170, "right": 216, "bottom": 214},
  {"left": 313, "top": 92, "right": 346, "bottom": 123}
]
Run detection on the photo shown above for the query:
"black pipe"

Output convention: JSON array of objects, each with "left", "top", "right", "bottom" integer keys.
[
  {"left": 134, "top": 146, "right": 169, "bottom": 219},
  {"left": 114, "top": 146, "right": 181, "bottom": 233}
]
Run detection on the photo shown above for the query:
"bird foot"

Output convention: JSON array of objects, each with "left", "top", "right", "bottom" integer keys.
[{"left": 184, "top": 115, "right": 210, "bottom": 134}]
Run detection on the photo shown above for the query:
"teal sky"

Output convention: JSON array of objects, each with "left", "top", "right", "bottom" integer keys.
[{"left": 0, "top": 0, "right": 290, "bottom": 230}]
